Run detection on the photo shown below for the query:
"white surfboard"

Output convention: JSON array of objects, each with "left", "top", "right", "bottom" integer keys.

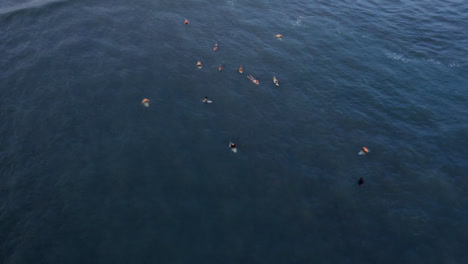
[
  {"left": 202, "top": 99, "right": 212, "bottom": 104},
  {"left": 358, "top": 149, "right": 370, "bottom": 155},
  {"left": 143, "top": 102, "right": 150, "bottom": 107}
]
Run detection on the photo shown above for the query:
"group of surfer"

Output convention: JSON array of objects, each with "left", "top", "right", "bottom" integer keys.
[
  {"left": 195, "top": 61, "right": 279, "bottom": 87},
  {"left": 142, "top": 19, "right": 368, "bottom": 185}
]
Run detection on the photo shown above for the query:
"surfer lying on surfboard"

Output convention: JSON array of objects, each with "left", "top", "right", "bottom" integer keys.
[
  {"left": 229, "top": 142, "right": 237, "bottom": 153},
  {"left": 247, "top": 75, "right": 259, "bottom": 85},
  {"left": 202, "top": 97, "right": 212, "bottom": 103},
  {"left": 358, "top": 147, "right": 369, "bottom": 155},
  {"left": 273, "top": 76, "right": 279, "bottom": 86},
  {"left": 141, "top": 98, "right": 150, "bottom": 107}
]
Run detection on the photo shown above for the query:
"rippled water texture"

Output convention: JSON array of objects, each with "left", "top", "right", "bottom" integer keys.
[{"left": 0, "top": 0, "right": 467, "bottom": 263}]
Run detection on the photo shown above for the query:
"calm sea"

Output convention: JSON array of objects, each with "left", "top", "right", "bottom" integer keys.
[{"left": 1, "top": 0, "right": 467, "bottom": 263}]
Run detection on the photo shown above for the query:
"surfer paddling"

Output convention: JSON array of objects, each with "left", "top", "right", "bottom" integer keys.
[
  {"left": 247, "top": 75, "right": 259, "bottom": 85},
  {"left": 358, "top": 147, "right": 370, "bottom": 155},
  {"left": 229, "top": 142, "right": 238, "bottom": 153},
  {"left": 202, "top": 96, "right": 212, "bottom": 103},
  {"left": 237, "top": 65, "right": 244, "bottom": 74},
  {"left": 141, "top": 98, "right": 150, "bottom": 107},
  {"left": 213, "top": 43, "right": 218, "bottom": 51},
  {"left": 273, "top": 76, "right": 279, "bottom": 86}
]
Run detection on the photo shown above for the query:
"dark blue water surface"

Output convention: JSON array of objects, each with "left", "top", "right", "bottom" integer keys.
[{"left": 1, "top": 0, "right": 467, "bottom": 263}]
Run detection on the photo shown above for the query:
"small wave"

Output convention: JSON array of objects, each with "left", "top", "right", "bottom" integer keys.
[
  {"left": 0, "top": 0, "right": 66, "bottom": 16},
  {"left": 425, "top": 58, "right": 441, "bottom": 65},
  {"left": 385, "top": 50, "right": 460, "bottom": 68},
  {"left": 385, "top": 52, "right": 410, "bottom": 63},
  {"left": 292, "top": 15, "right": 305, "bottom": 27}
]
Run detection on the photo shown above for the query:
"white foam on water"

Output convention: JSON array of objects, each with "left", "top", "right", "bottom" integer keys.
[{"left": 385, "top": 51, "right": 410, "bottom": 63}]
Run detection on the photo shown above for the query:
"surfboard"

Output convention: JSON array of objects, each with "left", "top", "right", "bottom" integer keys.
[{"left": 202, "top": 99, "right": 212, "bottom": 104}]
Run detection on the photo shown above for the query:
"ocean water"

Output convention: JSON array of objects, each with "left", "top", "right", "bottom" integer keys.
[{"left": 0, "top": 0, "right": 467, "bottom": 263}]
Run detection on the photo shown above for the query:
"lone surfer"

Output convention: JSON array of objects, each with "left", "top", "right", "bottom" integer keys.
[
  {"left": 358, "top": 147, "right": 369, "bottom": 155},
  {"left": 141, "top": 98, "right": 150, "bottom": 107}
]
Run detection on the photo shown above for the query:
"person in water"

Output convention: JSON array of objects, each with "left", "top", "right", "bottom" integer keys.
[
  {"left": 362, "top": 147, "right": 369, "bottom": 154},
  {"left": 203, "top": 97, "right": 208, "bottom": 103},
  {"left": 213, "top": 43, "right": 218, "bottom": 51},
  {"left": 184, "top": 19, "right": 189, "bottom": 25},
  {"left": 358, "top": 178, "right": 364, "bottom": 185},
  {"left": 196, "top": 61, "right": 202, "bottom": 68},
  {"left": 273, "top": 76, "right": 279, "bottom": 86},
  {"left": 237, "top": 65, "right": 244, "bottom": 74},
  {"left": 229, "top": 143, "right": 237, "bottom": 148},
  {"left": 274, "top": 34, "right": 282, "bottom": 39},
  {"left": 247, "top": 75, "right": 259, "bottom": 85},
  {"left": 141, "top": 98, "right": 150, "bottom": 107},
  {"left": 218, "top": 64, "right": 223, "bottom": 71}
]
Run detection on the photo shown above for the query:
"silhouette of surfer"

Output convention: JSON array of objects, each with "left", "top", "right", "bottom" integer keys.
[{"left": 358, "top": 177, "right": 364, "bottom": 186}]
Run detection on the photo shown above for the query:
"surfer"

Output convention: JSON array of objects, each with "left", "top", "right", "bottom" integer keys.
[
  {"left": 274, "top": 34, "right": 282, "bottom": 39},
  {"left": 202, "top": 97, "right": 212, "bottom": 104},
  {"left": 358, "top": 178, "right": 364, "bottom": 185},
  {"left": 273, "top": 76, "right": 279, "bottom": 86},
  {"left": 213, "top": 43, "right": 218, "bottom": 51},
  {"left": 196, "top": 61, "right": 202, "bottom": 68},
  {"left": 237, "top": 65, "right": 244, "bottom": 74},
  {"left": 358, "top": 146, "right": 369, "bottom": 155},
  {"left": 247, "top": 75, "right": 259, "bottom": 85},
  {"left": 141, "top": 98, "right": 150, "bottom": 107},
  {"left": 184, "top": 19, "right": 189, "bottom": 25},
  {"left": 229, "top": 142, "right": 238, "bottom": 153},
  {"left": 218, "top": 64, "right": 223, "bottom": 71}
]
